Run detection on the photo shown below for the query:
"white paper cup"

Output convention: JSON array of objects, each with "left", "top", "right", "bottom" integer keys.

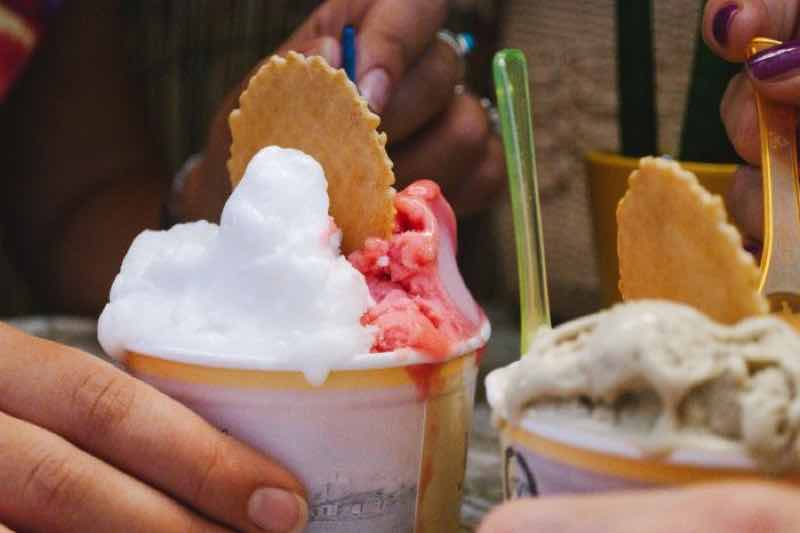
[
  {"left": 496, "top": 414, "right": 800, "bottom": 499},
  {"left": 125, "top": 350, "right": 480, "bottom": 532}
]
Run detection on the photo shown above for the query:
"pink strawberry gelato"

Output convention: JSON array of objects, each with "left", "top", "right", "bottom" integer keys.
[{"left": 350, "top": 180, "right": 487, "bottom": 359}]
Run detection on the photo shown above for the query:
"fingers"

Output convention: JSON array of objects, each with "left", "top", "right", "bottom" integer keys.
[
  {"left": 355, "top": 0, "right": 448, "bottom": 112},
  {"left": 278, "top": 35, "right": 342, "bottom": 69},
  {"left": 479, "top": 483, "right": 800, "bottom": 533},
  {"left": 0, "top": 323, "right": 306, "bottom": 533},
  {"left": 704, "top": 1, "right": 800, "bottom": 105},
  {"left": 390, "top": 93, "right": 505, "bottom": 216},
  {"left": 0, "top": 412, "right": 229, "bottom": 533},
  {"left": 381, "top": 36, "right": 463, "bottom": 142},
  {"left": 703, "top": 0, "right": 797, "bottom": 61},
  {"left": 720, "top": 72, "right": 761, "bottom": 165},
  {"left": 726, "top": 164, "right": 765, "bottom": 245},
  {"left": 390, "top": 93, "right": 489, "bottom": 191},
  {"left": 286, "top": 0, "right": 448, "bottom": 112},
  {"left": 390, "top": 92, "right": 486, "bottom": 187},
  {"left": 446, "top": 136, "right": 507, "bottom": 217}
]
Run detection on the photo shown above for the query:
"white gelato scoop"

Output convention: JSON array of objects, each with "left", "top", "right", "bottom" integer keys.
[{"left": 486, "top": 300, "right": 800, "bottom": 471}]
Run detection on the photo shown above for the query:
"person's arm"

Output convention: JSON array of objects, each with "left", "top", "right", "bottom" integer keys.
[{"left": 3, "top": 0, "right": 169, "bottom": 315}]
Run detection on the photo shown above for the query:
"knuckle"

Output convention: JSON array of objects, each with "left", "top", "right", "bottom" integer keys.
[
  {"left": 719, "top": 73, "right": 745, "bottom": 120},
  {"left": 481, "top": 141, "right": 507, "bottom": 184},
  {"left": 23, "top": 451, "right": 88, "bottom": 510},
  {"left": 726, "top": 169, "right": 749, "bottom": 214},
  {"left": 724, "top": 108, "right": 760, "bottom": 165},
  {"left": 449, "top": 97, "right": 489, "bottom": 152},
  {"left": 429, "top": 40, "right": 461, "bottom": 84},
  {"left": 190, "top": 438, "right": 226, "bottom": 506},
  {"left": 313, "top": 2, "right": 333, "bottom": 28},
  {"left": 720, "top": 75, "right": 761, "bottom": 164},
  {"left": 72, "top": 369, "right": 136, "bottom": 438},
  {"left": 379, "top": 30, "right": 414, "bottom": 77},
  {"left": 730, "top": 119, "right": 760, "bottom": 164},
  {"left": 727, "top": 166, "right": 763, "bottom": 238}
]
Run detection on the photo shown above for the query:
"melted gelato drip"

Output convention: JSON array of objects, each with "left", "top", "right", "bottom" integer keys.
[
  {"left": 349, "top": 180, "right": 486, "bottom": 359},
  {"left": 486, "top": 301, "right": 800, "bottom": 471}
]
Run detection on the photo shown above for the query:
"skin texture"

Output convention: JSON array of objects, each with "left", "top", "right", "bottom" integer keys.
[
  {"left": 479, "top": 483, "right": 800, "bottom": 533},
  {"left": 0, "top": 322, "right": 304, "bottom": 532},
  {"left": 0, "top": 0, "right": 504, "bottom": 530},
  {"left": 701, "top": 0, "right": 800, "bottom": 245}
]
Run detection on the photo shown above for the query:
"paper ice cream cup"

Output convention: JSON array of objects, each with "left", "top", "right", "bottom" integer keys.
[
  {"left": 496, "top": 414, "right": 800, "bottom": 499},
  {"left": 124, "top": 349, "right": 480, "bottom": 533}
]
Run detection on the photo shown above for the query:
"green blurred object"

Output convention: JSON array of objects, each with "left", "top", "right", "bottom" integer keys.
[
  {"left": 678, "top": 0, "right": 742, "bottom": 163},
  {"left": 493, "top": 49, "right": 551, "bottom": 354},
  {"left": 615, "top": 0, "right": 741, "bottom": 163},
  {"left": 616, "top": 0, "right": 658, "bottom": 156}
]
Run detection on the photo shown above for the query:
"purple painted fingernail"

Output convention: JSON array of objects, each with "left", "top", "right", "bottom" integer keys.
[
  {"left": 713, "top": 3, "right": 738, "bottom": 46},
  {"left": 748, "top": 39, "right": 800, "bottom": 80},
  {"left": 744, "top": 240, "right": 762, "bottom": 258}
]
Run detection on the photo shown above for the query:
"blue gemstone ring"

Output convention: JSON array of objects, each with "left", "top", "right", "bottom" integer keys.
[{"left": 436, "top": 30, "right": 476, "bottom": 58}]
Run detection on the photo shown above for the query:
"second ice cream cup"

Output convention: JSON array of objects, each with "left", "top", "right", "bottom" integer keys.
[
  {"left": 496, "top": 414, "right": 800, "bottom": 499},
  {"left": 125, "top": 349, "right": 480, "bottom": 533}
]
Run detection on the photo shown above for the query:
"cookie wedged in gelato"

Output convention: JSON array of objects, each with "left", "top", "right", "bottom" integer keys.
[
  {"left": 98, "top": 146, "right": 488, "bottom": 385},
  {"left": 486, "top": 300, "right": 800, "bottom": 471}
]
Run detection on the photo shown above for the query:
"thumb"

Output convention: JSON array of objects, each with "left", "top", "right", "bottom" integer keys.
[
  {"left": 703, "top": 0, "right": 799, "bottom": 62},
  {"left": 356, "top": 0, "right": 448, "bottom": 112},
  {"left": 726, "top": 164, "right": 764, "bottom": 245},
  {"left": 745, "top": 37, "right": 800, "bottom": 105}
]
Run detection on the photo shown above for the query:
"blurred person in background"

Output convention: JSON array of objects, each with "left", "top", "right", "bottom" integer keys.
[
  {"left": 481, "top": 1, "right": 800, "bottom": 531},
  {"left": 0, "top": 1, "right": 503, "bottom": 530}
]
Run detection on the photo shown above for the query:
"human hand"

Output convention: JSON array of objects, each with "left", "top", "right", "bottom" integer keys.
[
  {"left": 182, "top": 0, "right": 505, "bottom": 223},
  {"left": 0, "top": 323, "right": 306, "bottom": 533},
  {"left": 479, "top": 483, "right": 800, "bottom": 533},
  {"left": 702, "top": 0, "right": 800, "bottom": 251}
]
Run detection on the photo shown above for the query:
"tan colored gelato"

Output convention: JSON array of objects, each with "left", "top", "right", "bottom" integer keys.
[{"left": 486, "top": 300, "right": 800, "bottom": 471}]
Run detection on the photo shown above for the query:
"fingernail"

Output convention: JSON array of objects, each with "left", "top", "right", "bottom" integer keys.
[
  {"left": 748, "top": 39, "right": 800, "bottom": 81},
  {"left": 712, "top": 3, "right": 738, "bottom": 46},
  {"left": 358, "top": 68, "right": 390, "bottom": 113},
  {"left": 319, "top": 39, "right": 341, "bottom": 69},
  {"left": 744, "top": 240, "right": 763, "bottom": 258},
  {"left": 248, "top": 488, "right": 308, "bottom": 533},
  {"left": 308, "top": 39, "right": 341, "bottom": 69}
]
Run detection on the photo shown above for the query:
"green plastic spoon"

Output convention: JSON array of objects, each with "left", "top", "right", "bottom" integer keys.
[{"left": 493, "top": 49, "right": 551, "bottom": 354}]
